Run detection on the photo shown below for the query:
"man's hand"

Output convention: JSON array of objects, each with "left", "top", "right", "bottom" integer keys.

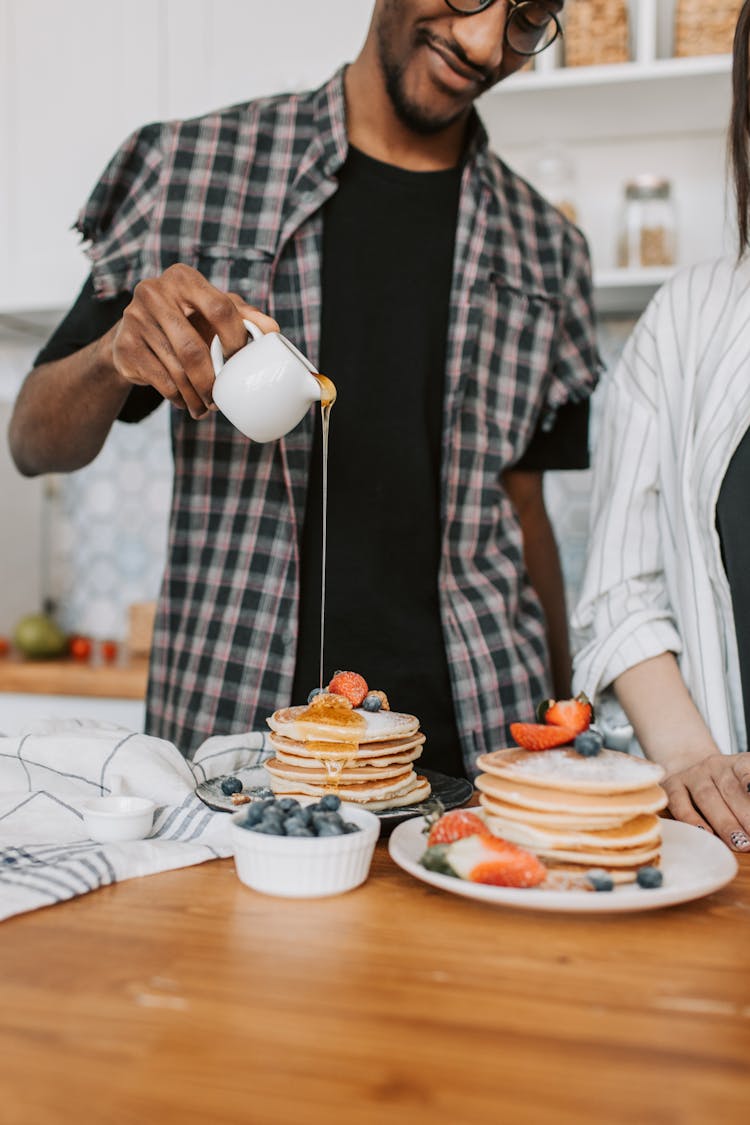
[
  {"left": 663, "top": 754, "right": 750, "bottom": 851},
  {"left": 110, "top": 264, "right": 279, "bottom": 419}
]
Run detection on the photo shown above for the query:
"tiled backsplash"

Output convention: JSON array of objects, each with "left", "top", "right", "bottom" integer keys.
[{"left": 1, "top": 315, "right": 637, "bottom": 641}]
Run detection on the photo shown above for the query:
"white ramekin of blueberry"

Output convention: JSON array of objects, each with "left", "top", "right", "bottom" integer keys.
[{"left": 230, "top": 795, "right": 380, "bottom": 898}]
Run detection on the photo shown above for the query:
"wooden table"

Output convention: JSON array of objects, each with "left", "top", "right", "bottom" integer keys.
[{"left": 0, "top": 843, "right": 748, "bottom": 1125}]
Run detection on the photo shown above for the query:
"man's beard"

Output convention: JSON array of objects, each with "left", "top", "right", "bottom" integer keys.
[{"left": 376, "top": 18, "right": 467, "bottom": 135}]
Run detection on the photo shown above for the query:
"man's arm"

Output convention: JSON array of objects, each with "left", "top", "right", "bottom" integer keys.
[
  {"left": 503, "top": 468, "right": 571, "bottom": 698},
  {"left": 9, "top": 265, "right": 279, "bottom": 477},
  {"left": 9, "top": 328, "right": 131, "bottom": 475}
]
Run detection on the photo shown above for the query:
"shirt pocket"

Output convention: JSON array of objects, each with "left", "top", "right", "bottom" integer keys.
[{"left": 192, "top": 244, "right": 275, "bottom": 306}]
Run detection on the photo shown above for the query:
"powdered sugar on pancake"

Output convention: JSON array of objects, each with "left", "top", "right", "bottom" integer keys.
[{"left": 477, "top": 748, "right": 664, "bottom": 792}]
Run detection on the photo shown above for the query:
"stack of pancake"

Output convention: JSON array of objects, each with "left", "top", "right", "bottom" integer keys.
[
  {"left": 265, "top": 692, "right": 432, "bottom": 811},
  {"left": 475, "top": 748, "right": 667, "bottom": 883}
]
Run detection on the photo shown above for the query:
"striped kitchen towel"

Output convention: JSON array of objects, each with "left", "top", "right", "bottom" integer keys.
[{"left": 0, "top": 720, "right": 270, "bottom": 922}]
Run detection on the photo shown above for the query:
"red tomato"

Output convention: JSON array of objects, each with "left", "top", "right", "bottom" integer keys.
[
  {"left": 69, "top": 635, "right": 92, "bottom": 661},
  {"left": 0, "top": 636, "right": 9, "bottom": 656},
  {"left": 101, "top": 640, "right": 118, "bottom": 664}
]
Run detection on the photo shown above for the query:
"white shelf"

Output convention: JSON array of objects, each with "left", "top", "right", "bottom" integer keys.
[
  {"left": 504, "top": 53, "right": 731, "bottom": 92},
  {"left": 482, "top": 55, "right": 732, "bottom": 145},
  {"left": 593, "top": 266, "right": 676, "bottom": 315}
]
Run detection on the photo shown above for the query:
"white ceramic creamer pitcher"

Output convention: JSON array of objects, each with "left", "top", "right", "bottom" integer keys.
[{"left": 211, "top": 320, "right": 330, "bottom": 442}]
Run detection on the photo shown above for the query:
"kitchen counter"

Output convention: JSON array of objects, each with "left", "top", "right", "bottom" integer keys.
[
  {"left": 0, "top": 842, "right": 747, "bottom": 1123},
  {"left": 0, "top": 654, "right": 149, "bottom": 700}
]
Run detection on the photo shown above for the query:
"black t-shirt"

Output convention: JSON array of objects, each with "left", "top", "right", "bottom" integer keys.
[
  {"left": 33, "top": 150, "right": 590, "bottom": 777},
  {"left": 716, "top": 425, "right": 750, "bottom": 745},
  {"left": 290, "top": 147, "right": 465, "bottom": 776}
]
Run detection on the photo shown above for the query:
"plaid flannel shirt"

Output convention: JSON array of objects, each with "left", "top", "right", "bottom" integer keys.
[{"left": 76, "top": 68, "right": 599, "bottom": 766}]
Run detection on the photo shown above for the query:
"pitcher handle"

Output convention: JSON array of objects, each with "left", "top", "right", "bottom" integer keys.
[{"left": 210, "top": 318, "right": 265, "bottom": 376}]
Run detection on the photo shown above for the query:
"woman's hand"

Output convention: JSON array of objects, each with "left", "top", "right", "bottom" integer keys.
[
  {"left": 663, "top": 753, "right": 750, "bottom": 851},
  {"left": 109, "top": 264, "right": 279, "bottom": 419}
]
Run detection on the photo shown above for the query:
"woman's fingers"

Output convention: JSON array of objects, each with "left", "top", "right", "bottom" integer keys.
[
  {"left": 663, "top": 774, "right": 713, "bottom": 833},
  {"left": 669, "top": 759, "right": 750, "bottom": 852}
]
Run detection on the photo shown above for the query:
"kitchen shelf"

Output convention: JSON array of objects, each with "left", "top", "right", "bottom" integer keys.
[
  {"left": 483, "top": 54, "right": 732, "bottom": 146},
  {"left": 0, "top": 655, "right": 149, "bottom": 700},
  {"left": 593, "top": 265, "right": 676, "bottom": 315}
]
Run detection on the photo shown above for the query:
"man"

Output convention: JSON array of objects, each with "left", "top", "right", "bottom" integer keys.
[{"left": 9, "top": 0, "right": 598, "bottom": 772}]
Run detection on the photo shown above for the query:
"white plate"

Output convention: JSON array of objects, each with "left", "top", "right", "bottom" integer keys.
[{"left": 387, "top": 817, "right": 738, "bottom": 913}]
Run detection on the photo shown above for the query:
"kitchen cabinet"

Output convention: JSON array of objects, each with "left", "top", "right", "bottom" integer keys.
[
  {"left": 0, "top": 0, "right": 372, "bottom": 315},
  {"left": 0, "top": 0, "right": 734, "bottom": 317}
]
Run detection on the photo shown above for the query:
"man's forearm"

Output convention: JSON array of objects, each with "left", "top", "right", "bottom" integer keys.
[
  {"left": 522, "top": 512, "right": 571, "bottom": 698},
  {"left": 503, "top": 469, "right": 571, "bottom": 698},
  {"left": 9, "top": 328, "right": 131, "bottom": 476}
]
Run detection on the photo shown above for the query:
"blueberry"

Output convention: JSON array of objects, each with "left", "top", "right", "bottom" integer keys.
[
  {"left": 362, "top": 693, "right": 382, "bottom": 712},
  {"left": 220, "top": 776, "right": 243, "bottom": 796},
  {"left": 242, "top": 803, "right": 266, "bottom": 827},
  {"left": 285, "top": 824, "right": 315, "bottom": 837},
  {"left": 586, "top": 868, "right": 614, "bottom": 892},
  {"left": 277, "top": 797, "right": 301, "bottom": 814},
  {"left": 342, "top": 822, "right": 360, "bottom": 834},
  {"left": 283, "top": 814, "right": 308, "bottom": 833},
  {"left": 318, "top": 794, "right": 341, "bottom": 812},
  {"left": 316, "top": 820, "right": 344, "bottom": 836},
  {"left": 249, "top": 823, "right": 282, "bottom": 835},
  {"left": 260, "top": 811, "right": 285, "bottom": 831},
  {"left": 636, "top": 865, "right": 663, "bottom": 889},
  {"left": 574, "top": 730, "right": 604, "bottom": 757},
  {"left": 307, "top": 687, "right": 325, "bottom": 703}
]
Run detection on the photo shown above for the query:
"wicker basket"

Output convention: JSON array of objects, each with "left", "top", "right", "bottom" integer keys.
[
  {"left": 674, "top": 0, "right": 740, "bottom": 58},
  {"left": 563, "top": 0, "right": 630, "bottom": 68}
]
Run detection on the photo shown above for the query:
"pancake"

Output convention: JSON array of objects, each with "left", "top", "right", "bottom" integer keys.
[
  {"left": 264, "top": 688, "right": 432, "bottom": 811},
  {"left": 478, "top": 792, "right": 638, "bottom": 831},
  {"left": 476, "top": 748, "right": 665, "bottom": 794},
  {"left": 268, "top": 704, "right": 420, "bottom": 745},
  {"left": 481, "top": 811, "right": 662, "bottom": 852},
  {"left": 268, "top": 730, "right": 426, "bottom": 763},
  {"left": 268, "top": 768, "right": 431, "bottom": 809},
  {"left": 265, "top": 755, "right": 415, "bottom": 784},
  {"left": 530, "top": 842, "right": 662, "bottom": 868},
  {"left": 475, "top": 773, "right": 668, "bottom": 817},
  {"left": 475, "top": 744, "right": 668, "bottom": 885}
]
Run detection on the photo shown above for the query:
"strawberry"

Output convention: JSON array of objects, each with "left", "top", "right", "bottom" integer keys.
[
  {"left": 425, "top": 809, "right": 489, "bottom": 847},
  {"left": 539, "top": 692, "right": 593, "bottom": 736},
  {"left": 327, "top": 671, "right": 368, "bottom": 707},
  {"left": 444, "top": 834, "right": 547, "bottom": 888},
  {"left": 510, "top": 722, "right": 576, "bottom": 751}
]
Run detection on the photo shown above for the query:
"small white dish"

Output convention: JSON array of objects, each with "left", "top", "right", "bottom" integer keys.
[
  {"left": 230, "top": 804, "right": 380, "bottom": 898},
  {"left": 80, "top": 796, "right": 155, "bottom": 843}
]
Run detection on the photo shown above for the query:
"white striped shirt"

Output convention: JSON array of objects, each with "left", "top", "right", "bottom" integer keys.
[{"left": 572, "top": 257, "right": 750, "bottom": 754}]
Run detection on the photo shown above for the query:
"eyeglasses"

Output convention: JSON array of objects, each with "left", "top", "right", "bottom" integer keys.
[{"left": 443, "top": 0, "right": 562, "bottom": 57}]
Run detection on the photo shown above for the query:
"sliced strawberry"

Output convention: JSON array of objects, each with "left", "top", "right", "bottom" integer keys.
[
  {"left": 446, "top": 835, "right": 547, "bottom": 888},
  {"left": 542, "top": 692, "right": 593, "bottom": 736},
  {"left": 510, "top": 722, "right": 576, "bottom": 751},
  {"left": 425, "top": 809, "right": 489, "bottom": 847},
  {"left": 327, "top": 671, "right": 369, "bottom": 707}
]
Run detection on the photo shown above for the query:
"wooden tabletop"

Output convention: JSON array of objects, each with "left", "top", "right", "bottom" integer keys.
[
  {"left": 0, "top": 654, "right": 149, "bottom": 699},
  {"left": 0, "top": 843, "right": 748, "bottom": 1125}
]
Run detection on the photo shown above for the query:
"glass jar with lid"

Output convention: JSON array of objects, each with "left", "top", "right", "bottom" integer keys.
[{"left": 617, "top": 176, "right": 677, "bottom": 269}]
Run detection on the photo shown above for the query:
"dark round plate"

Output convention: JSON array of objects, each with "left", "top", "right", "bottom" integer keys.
[{"left": 195, "top": 767, "right": 473, "bottom": 833}]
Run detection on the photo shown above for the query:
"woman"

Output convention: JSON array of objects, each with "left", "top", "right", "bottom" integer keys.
[{"left": 572, "top": 2, "right": 750, "bottom": 852}]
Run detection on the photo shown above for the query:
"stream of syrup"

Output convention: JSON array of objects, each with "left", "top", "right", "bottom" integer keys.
[{"left": 314, "top": 374, "right": 337, "bottom": 692}]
